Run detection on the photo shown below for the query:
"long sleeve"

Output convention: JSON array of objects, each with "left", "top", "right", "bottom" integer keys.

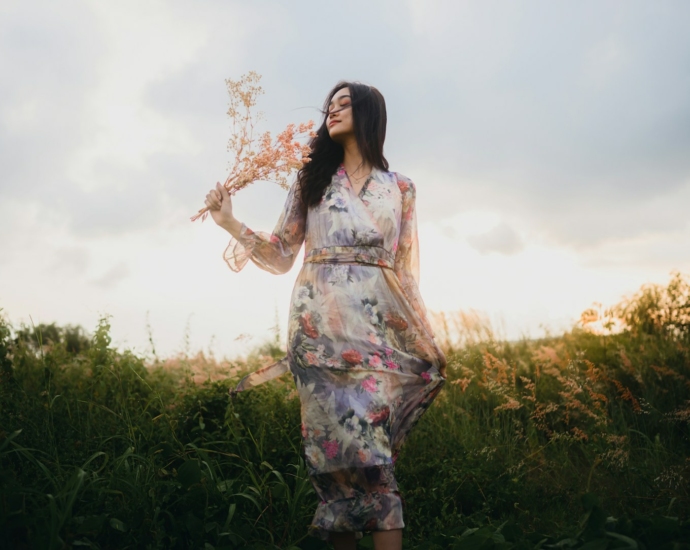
[
  {"left": 393, "top": 176, "right": 428, "bottom": 322},
  {"left": 394, "top": 174, "right": 447, "bottom": 374},
  {"left": 224, "top": 181, "right": 307, "bottom": 274}
]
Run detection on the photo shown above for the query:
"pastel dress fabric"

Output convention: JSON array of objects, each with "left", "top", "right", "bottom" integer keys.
[{"left": 225, "top": 166, "right": 446, "bottom": 538}]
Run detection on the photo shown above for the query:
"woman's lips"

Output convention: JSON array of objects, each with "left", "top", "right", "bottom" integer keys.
[{"left": 328, "top": 120, "right": 340, "bottom": 127}]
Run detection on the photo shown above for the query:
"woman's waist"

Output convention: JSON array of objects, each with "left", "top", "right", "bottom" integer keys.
[{"left": 304, "top": 245, "right": 394, "bottom": 269}]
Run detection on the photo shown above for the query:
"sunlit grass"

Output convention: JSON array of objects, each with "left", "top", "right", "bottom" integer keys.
[{"left": 1, "top": 273, "right": 689, "bottom": 548}]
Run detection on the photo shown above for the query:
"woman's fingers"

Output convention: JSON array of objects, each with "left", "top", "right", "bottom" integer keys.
[
  {"left": 217, "top": 182, "right": 230, "bottom": 200},
  {"left": 203, "top": 183, "right": 232, "bottom": 225},
  {"left": 205, "top": 191, "right": 221, "bottom": 210}
]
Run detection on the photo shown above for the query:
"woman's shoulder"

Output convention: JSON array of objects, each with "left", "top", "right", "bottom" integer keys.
[{"left": 385, "top": 170, "right": 416, "bottom": 197}]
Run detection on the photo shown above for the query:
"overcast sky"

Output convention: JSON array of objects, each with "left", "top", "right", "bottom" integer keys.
[{"left": 1, "top": 0, "right": 689, "bottom": 357}]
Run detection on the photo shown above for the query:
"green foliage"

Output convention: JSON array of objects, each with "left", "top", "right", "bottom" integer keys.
[
  {"left": 1, "top": 273, "right": 690, "bottom": 548},
  {"left": 611, "top": 271, "right": 690, "bottom": 339},
  {"left": 14, "top": 321, "right": 92, "bottom": 355}
]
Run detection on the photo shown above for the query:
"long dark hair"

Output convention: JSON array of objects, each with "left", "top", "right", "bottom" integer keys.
[{"left": 298, "top": 81, "right": 389, "bottom": 207}]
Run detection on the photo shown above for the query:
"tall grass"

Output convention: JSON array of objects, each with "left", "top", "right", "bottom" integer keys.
[{"left": 1, "top": 273, "right": 689, "bottom": 549}]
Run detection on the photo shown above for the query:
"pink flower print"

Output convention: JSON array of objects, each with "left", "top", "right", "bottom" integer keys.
[
  {"left": 384, "top": 348, "right": 394, "bottom": 357},
  {"left": 368, "top": 354, "right": 383, "bottom": 368},
  {"left": 361, "top": 375, "right": 378, "bottom": 393},
  {"left": 384, "top": 360, "right": 400, "bottom": 371},
  {"left": 421, "top": 371, "right": 431, "bottom": 383},
  {"left": 367, "top": 406, "right": 390, "bottom": 426},
  {"left": 322, "top": 439, "right": 339, "bottom": 459},
  {"left": 326, "top": 357, "right": 341, "bottom": 367},
  {"left": 357, "top": 448, "right": 372, "bottom": 463},
  {"left": 374, "top": 498, "right": 384, "bottom": 511},
  {"left": 341, "top": 349, "right": 363, "bottom": 365},
  {"left": 368, "top": 332, "right": 381, "bottom": 345},
  {"left": 269, "top": 234, "right": 280, "bottom": 244},
  {"left": 299, "top": 312, "right": 319, "bottom": 339},
  {"left": 305, "top": 351, "right": 320, "bottom": 366}
]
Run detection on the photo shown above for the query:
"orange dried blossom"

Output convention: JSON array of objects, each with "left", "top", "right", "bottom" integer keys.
[{"left": 191, "top": 71, "right": 315, "bottom": 222}]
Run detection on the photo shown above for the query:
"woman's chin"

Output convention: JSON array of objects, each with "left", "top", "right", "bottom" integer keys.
[{"left": 328, "top": 130, "right": 349, "bottom": 144}]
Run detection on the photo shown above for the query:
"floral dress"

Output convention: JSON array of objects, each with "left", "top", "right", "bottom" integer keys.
[{"left": 226, "top": 165, "right": 446, "bottom": 538}]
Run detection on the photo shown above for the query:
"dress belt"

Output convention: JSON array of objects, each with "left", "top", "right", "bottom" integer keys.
[{"left": 304, "top": 245, "right": 395, "bottom": 269}]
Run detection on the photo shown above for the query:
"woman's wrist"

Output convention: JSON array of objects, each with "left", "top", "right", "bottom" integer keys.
[{"left": 221, "top": 217, "right": 243, "bottom": 239}]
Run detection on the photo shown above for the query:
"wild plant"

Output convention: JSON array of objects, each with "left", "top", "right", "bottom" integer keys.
[{"left": 1, "top": 273, "right": 689, "bottom": 548}]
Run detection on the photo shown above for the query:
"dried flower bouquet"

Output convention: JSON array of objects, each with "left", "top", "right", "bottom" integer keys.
[{"left": 191, "top": 71, "right": 314, "bottom": 222}]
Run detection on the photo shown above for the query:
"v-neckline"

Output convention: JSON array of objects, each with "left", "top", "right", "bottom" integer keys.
[
  {"left": 337, "top": 165, "right": 383, "bottom": 235},
  {"left": 341, "top": 166, "right": 374, "bottom": 201}
]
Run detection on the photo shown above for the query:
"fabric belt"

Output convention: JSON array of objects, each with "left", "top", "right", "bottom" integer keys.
[{"left": 304, "top": 246, "right": 395, "bottom": 269}]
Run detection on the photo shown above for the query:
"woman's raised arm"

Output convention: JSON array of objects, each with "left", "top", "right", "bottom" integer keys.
[{"left": 218, "top": 181, "right": 307, "bottom": 274}]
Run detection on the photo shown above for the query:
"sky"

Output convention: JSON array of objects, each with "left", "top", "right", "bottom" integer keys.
[{"left": 1, "top": 0, "right": 689, "bottom": 358}]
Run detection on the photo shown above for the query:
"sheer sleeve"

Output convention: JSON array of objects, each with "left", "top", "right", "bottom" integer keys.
[
  {"left": 224, "top": 181, "right": 307, "bottom": 274},
  {"left": 394, "top": 174, "right": 434, "bottom": 337}
]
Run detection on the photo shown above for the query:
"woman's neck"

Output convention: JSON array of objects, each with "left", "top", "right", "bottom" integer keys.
[{"left": 341, "top": 137, "right": 371, "bottom": 180}]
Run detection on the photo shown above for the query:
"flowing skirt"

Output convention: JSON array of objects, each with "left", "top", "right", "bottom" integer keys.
[{"left": 286, "top": 257, "right": 445, "bottom": 537}]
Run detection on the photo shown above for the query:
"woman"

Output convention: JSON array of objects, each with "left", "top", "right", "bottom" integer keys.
[{"left": 204, "top": 81, "right": 446, "bottom": 550}]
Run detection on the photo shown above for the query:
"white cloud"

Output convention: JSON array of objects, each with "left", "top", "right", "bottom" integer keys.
[
  {"left": 91, "top": 262, "right": 130, "bottom": 289},
  {"left": 50, "top": 247, "right": 90, "bottom": 274},
  {"left": 2, "top": 0, "right": 689, "bottom": 356},
  {"left": 467, "top": 223, "right": 524, "bottom": 256}
]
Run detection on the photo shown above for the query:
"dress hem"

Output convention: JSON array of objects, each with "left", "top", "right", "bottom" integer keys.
[{"left": 308, "top": 490, "right": 405, "bottom": 540}]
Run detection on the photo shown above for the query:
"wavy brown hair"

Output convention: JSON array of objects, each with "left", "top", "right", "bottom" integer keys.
[{"left": 298, "top": 81, "right": 389, "bottom": 207}]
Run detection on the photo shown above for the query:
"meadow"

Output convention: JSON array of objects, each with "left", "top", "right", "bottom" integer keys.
[{"left": 1, "top": 273, "right": 689, "bottom": 549}]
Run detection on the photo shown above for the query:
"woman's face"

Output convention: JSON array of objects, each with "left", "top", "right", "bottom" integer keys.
[{"left": 326, "top": 87, "right": 353, "bottom": 143}]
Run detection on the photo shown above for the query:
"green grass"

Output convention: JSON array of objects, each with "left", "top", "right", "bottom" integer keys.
[{"left": 1, "top": 273, "right": 689, "bottom": 549}]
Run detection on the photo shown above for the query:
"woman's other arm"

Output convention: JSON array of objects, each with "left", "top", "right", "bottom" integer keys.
[{"left": 394, "top": 174, "right": 447, "bottom": 372}]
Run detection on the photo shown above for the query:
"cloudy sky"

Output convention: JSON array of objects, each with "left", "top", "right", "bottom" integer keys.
[{"left": 1, "top": 0, "right": 689, "bottom": 358}]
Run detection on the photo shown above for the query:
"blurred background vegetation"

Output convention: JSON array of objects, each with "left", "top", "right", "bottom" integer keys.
[{"left": 1, "top": 272, "right": 689, "bottom": 549}]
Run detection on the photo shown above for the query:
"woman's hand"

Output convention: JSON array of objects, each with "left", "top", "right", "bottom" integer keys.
[{"left": 205, "top": 183, "right": 242, "bottom": 237}]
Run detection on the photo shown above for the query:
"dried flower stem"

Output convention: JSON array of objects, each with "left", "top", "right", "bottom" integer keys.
[{"left": 191, "top": 71, "right": 315, "bottom": 222}]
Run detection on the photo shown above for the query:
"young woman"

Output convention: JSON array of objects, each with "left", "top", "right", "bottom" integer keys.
[{"left": 204, "top": 82, "right": 446, "bottom": 550}]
